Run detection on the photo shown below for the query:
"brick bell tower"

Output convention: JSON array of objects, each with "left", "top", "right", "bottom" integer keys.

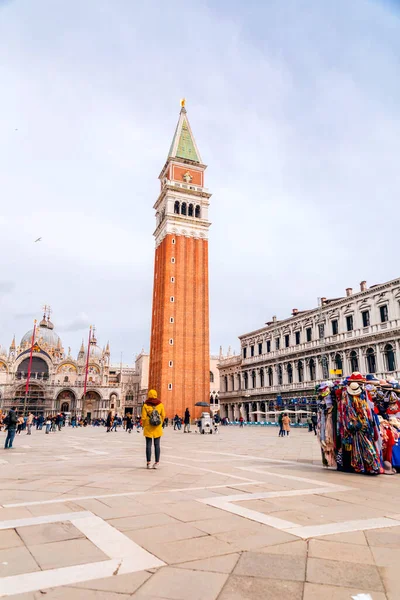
[{"left": 149, "top": 100, "right": 211, "bottom": 419}]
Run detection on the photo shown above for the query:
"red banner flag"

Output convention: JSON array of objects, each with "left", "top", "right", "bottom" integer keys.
[
  {"left": 25, "top": 319, "right": 37, "bottom": 395},
  {"left": 83, "top": 325, "right": 92, "bottom": 396}
]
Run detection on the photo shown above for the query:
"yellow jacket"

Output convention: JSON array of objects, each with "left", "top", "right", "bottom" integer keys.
[{"left": 141, "top": 402, "right": 165, "bottom": 438}]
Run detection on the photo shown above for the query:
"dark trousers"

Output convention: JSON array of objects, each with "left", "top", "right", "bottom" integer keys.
[
  {"left": 146, "top": 437, "right": 160, "bottom": 463},
  {"left": 5, "top": 428, "right": 16, "bottom": 449}
]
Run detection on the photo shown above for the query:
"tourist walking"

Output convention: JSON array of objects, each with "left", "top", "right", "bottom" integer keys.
[
  {"left": 278, "top": 412, "right": 284, "bottom": 436},
  {"left": 26, "top": 412, "right": 34, "bottom": 435},
  {"left": 213, "top": 412, "right": 221, "bottom": 433},
  {"left": 106, "top": 411, "right": 113, "bottom": 432},
  {"left": 239, "top": 416, "right": 244, "bottom": 428},
  {"left": 16, "top": 415, "right": 24, "bottom": 434},
  {"left": 311, "top": 412, "right": 318, "bottom": 435},
  {"left": 45, "top": 417, "right": 52, "bottom": 434},
  {"left": 55, "top": 414, "right": 62, "bottom": 431},
  {"left": 4, "top": 406, "right": 18, "bottom": 449},
  {"left": 126, "top": 414, "right": 133, "bottom": 433},
  {"left": 111, "top": 414, "right": 119, "bottom": 432},
  {"left": 282, "top": 413, "right": 291, "bottom": 436},
  {"left": 184, "top": 408, "right": 190, "bottom": 433},
  {"left": 141, "top": 389, "right": 165, "bottom": 469}
]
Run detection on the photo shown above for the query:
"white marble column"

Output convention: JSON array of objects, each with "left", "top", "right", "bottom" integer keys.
[{"left": 375, "top": 345, "right": 384, "bottom": 375}]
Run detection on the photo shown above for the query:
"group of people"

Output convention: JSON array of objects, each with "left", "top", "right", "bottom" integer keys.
[
  {"left": 173, "top": 408, "right": 191, "bottom": 431},
  {"left": 105, "top": 412, "right": 143, "bottom": 433},
  {"left": 278, "top": 412, "right": 291, "bottom": 437},
  {"left": 2, "top": 391, "right": 209, "bottom": 470},
  {"left": 2, "top": 408, "right": 68, "bottom": 448}
]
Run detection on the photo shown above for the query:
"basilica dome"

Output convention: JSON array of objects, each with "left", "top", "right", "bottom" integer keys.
[
  {"left": 21, "top": 320, "right": 62, "bottom": 349},
  {"left": 87, "top": 342, "right": 103, "bottom": 360}
]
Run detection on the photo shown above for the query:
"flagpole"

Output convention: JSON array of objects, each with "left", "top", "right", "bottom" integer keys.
[
  {"left": 24, "top": 319, "right": 37, "bottom": 416},
  {"left": 83, "top": 325, "right": 92, "bottom": 417}
]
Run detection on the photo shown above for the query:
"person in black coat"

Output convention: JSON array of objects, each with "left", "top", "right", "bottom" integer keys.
[
  {"left": 184, "top": 408, "right": 191, "bottom": 433},
  {"left": 106, "top": 411, "right": 113, "bottom": 432},
  {"left": 311, "top": 412, "right": 318, "bottom": 435},
  {"left": 4, "top": 407, "right": 18, "bottom": 449}
]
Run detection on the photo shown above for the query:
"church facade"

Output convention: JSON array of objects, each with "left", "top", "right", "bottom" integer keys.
[{"left": 0, "top": 311, "right": 146, "bottom": 419}]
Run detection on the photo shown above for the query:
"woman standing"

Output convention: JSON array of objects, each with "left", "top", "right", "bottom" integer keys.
[
  {"left": 16, "top": 415, "right": 24, "bottom": 434},
  {"left": 106, "top": 411, "right": 113, "bottom": 433},
  {"left": 126, "top": 413, "right": 133, "bottom": 433},
  {"left": 141, "top": 389, "right": 165, "bottom": 469},
  {"left": 282, "top": 413, "right": 291, "bottom": 436}
]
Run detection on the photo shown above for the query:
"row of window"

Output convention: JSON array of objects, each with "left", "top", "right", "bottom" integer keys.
[
  {"left": 174, "top": 201, "right": 201, "bottom": 218},
  {"left": 243, "top": 306, "right": 391, "bottom": 358},
  {"left": 226, "top": 345, "right": 397, "bottom": 391}
]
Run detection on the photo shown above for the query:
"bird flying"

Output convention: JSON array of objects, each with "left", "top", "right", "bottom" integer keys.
[{"left": 34, "top": 237, "right": 42, "bottom": 243}]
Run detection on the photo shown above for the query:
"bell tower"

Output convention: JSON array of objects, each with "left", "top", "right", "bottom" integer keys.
[{"left": 149, "top": 101, "right": 211, "bottom": 419}]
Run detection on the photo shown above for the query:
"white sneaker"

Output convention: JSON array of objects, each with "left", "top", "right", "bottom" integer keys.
[{"left": 153, "top": 463, "right": 159, "bottom": 469}]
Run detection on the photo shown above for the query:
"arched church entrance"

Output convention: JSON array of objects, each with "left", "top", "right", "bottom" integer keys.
[
  {"left": 57, "top": 390, "right": 76, "bottom": 414},
  {"left": 82, "top": 390, "right": 101, "bottom": 421}
]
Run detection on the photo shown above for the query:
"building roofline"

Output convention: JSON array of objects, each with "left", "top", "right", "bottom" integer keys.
[{"left": 238, "top": 277, "right": 400, "bottom": 340}]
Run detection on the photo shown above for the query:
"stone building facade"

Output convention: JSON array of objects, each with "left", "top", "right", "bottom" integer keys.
[
  {"left": 218, "top": 278, "right": 400, "bottom": 421},
  {"left": 0, "top": 311, "right": 147, "bottom": 419}
]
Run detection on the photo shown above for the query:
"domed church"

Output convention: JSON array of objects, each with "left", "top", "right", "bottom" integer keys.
[{"left": 0, "top": 309, "right": 135, "bottom": 419}]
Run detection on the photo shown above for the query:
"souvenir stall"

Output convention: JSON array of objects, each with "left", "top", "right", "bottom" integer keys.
[{"left": 317, "top": 372, "right": 400, "bottom": 476}]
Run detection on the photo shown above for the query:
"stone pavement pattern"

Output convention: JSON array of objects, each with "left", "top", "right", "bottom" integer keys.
[{"left": 0, "top": 426, "right": 400, "bottom": 599}]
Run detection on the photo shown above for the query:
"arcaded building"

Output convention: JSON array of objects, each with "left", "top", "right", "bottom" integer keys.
[{"left": 218, "top": 278, "right": 400, "bottom": 421}]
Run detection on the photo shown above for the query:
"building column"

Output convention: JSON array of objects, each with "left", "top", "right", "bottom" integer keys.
[
  {"left": 356, "top": 348, "right": 362, "bottom": 374},
  {"left": 396, "top": 341, "right": 400, "bottom": 376},
  {"left": 315, "top": 357, "right": 321, "bottom": 381},
  {"left": 375, "top": 345, "right": 384, "bottom": 376}
]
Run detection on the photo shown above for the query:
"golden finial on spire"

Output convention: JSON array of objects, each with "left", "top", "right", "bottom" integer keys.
[{"left": 180, "top": 98, "right": 186, "bottom": 108}]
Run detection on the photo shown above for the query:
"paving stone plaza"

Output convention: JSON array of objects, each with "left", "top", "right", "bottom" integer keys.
[{"left": 1, "top": 426, "right": 400, "bottom": 599}]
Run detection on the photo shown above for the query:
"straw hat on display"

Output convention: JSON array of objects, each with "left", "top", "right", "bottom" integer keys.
[{"left": 347, "top": 381, "right": 363, "bottom": 396}]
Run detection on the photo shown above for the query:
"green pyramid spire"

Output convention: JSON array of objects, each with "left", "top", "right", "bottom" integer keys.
[{"left": 168, "top": 107, "right": 202, "bottom": 163}]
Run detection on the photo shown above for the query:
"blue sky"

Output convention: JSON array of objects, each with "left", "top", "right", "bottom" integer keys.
[{"left": 0, "top": 0, "right": 399, "bottom": 362}]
